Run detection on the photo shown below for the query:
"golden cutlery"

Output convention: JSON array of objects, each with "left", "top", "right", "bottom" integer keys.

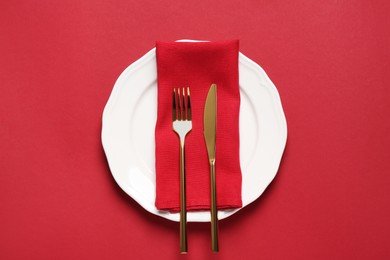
[
  {"left": 203, "top": 83, "right": 219, "bottom": 252},
  {"left": 172, "top": 87, "right": 192, "bottom": 254}
]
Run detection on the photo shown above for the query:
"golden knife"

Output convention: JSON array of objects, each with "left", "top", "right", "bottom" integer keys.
[{"left": 203, "top": 83, "right": 219, "bottom": 252}]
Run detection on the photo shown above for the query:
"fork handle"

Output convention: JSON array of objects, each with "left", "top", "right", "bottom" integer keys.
[
  {"left": 179, "top": 143, "right": 188, "bottom": 254},
  {"left": 210, "top": 160, "right": 219, "bottom": 252}
]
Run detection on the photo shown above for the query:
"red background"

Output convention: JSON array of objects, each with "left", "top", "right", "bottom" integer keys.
[{"left": 1, "top": 1, "right": 389, "bottom": 259}]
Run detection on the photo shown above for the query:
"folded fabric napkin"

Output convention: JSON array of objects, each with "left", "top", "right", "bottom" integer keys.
[{"left": 155, "top": 40, "right": 242, "bottom": 212}]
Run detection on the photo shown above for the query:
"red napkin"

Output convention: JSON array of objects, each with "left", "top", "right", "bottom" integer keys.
[{"left": 155, "top": 40, "right": 242, "bottom": 212}]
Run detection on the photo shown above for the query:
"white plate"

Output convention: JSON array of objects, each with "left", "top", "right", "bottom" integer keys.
[{"left": 102, "top": 45, "right": 287, "bottom": 222}]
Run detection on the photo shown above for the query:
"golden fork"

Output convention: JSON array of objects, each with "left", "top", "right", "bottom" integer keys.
[{"left": 172, "top": 87, "right": 192, "bottom": 254}]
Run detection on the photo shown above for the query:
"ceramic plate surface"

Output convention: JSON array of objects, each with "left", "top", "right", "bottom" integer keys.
[{"left": 102, "top": 44, "right": 287, "bottom": 222}]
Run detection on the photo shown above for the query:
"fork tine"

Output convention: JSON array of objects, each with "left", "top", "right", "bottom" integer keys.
[
  {"left": 177, "top": 88, "right": 182, "bottom": 120},
  {"left": 182, "top": 88, "right": 186, "bottom": 120},
  {"left": 173, "top": 88, "right": 177, "bottom": 121},
  {"left": 187, "top": 87, "right": 191, "bottom": 121},
  {"left": 181, "top": 88, "right": 185, "bottom": 121}
]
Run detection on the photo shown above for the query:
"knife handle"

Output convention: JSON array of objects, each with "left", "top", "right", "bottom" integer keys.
[
  {"left": 210, "top": 160, "right": 219, "bottom": 252},
  {"left": 179, "top": 143, "right": 188, "bottom": 254}
]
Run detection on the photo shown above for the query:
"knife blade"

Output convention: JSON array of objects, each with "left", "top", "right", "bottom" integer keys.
[{"left": 203, "top": 83, "right": 219, "bottom": 252}]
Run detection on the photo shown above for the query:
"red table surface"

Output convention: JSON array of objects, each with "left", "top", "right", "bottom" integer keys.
[{"left": 1, "top": 1, "right": 389, "bottom": 259}]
